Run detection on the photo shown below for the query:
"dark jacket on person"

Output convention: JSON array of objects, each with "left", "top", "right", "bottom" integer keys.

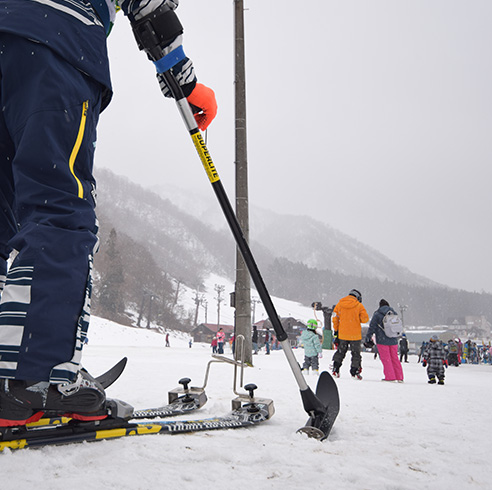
[
  {"left": 365, "top": 305, "right": 398, "bottom": 346},
  {"left": 399, "top": 337, "right": 409, "bottom": 353}
]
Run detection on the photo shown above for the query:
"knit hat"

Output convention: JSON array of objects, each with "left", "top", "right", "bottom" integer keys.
[{"left": 379, "top": 299, "right": 389, "bottom": 308}]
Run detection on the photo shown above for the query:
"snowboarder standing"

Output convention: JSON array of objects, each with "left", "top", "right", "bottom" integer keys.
[
  {"left": 0, "top": 0, "right": 217, "bottom": 426},
  {"left": 301, "top": 319, "right": 323, "bottom": 375},
  {"left": 422, "top": 335, "right": 448, "bottom": 384},
  {"left": 364, "top": 299, "right": 404, "bottom": 382},
  {"left": 332, "top": 289, "right": 369, "bottom": 379}
]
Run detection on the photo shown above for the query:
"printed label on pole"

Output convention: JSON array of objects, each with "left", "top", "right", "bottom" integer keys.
[{"left": 191, "top": 132, "right": 220, "bottom": 183}]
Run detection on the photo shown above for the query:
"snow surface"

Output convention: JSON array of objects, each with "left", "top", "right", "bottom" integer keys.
[{"left": 1, "top": 316, "right": 491, "bottom": 489}]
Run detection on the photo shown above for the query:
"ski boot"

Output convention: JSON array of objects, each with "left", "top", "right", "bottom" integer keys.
[
  {"left": 438, "top": 379, "right": 445, "bottom": 385},
  {"left": 428, "top": 376, "right": 436, "bottom": 384},
  {"left": 0, "top": 370, "right": 107, "bottom": 427}
]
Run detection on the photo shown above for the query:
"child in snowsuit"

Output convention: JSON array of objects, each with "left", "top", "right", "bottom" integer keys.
[
  {"left": 301, "top": 319, "right": 323, "bottom": 375},
  {"left": 423, "top": 335, "right": 448, "bottom": 384}
]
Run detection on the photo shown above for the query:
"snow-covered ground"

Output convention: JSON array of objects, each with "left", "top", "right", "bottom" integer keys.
[{"left": 1, "top": 316, "right": 490, "bottom": 489}]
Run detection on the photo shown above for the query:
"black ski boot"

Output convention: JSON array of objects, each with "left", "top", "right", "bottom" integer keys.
[{"left": 0, "top": 370, "right": 107, "bottom": 427}]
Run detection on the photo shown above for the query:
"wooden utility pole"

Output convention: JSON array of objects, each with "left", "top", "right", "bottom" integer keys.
[{"left": 234, "top": 0, "right": 252, "bottom": 364}]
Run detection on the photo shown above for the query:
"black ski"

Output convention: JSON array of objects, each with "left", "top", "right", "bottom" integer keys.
[
  {"left": 297, "top": 371, "right": 340, "bottom": 441},
  {"left": 0, "top": 397, "right": 274, "bottom": 451}
]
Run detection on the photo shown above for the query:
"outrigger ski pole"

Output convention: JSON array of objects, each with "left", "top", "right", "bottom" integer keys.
[{"left": 161, "top": 71, "right": 333, "bottom": 439}]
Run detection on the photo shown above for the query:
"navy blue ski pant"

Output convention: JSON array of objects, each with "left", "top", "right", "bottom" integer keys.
[{"left": 0, "top": 33, "right": 103, "bottom": 382}]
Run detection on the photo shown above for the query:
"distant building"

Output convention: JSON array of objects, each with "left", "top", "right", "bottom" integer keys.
[
  {"left": 445, "top": 316, "right": 491, "bottom": 339},
  {"left": 191, "top": 323, "right": 234, "bottom": 344},
  {"left": 255, "top": 317, "right": 307, "bottom": 344}
]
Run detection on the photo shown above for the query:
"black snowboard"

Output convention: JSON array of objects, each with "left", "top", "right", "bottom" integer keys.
[{"left": 297, "top": 371, "right": 340, "bottom": 441}]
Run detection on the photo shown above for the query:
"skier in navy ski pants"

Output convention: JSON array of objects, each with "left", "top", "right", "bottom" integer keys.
[
  {"left": 0, "top": 32, "right": 102, "bottom": 383},
  {"left": 0, "top": 0, "right": 217, "bottom": 404}
]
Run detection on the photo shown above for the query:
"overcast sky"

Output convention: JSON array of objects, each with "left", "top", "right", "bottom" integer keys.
[{"left": 96, "top": 0, "right": 492, "bottom": 294}]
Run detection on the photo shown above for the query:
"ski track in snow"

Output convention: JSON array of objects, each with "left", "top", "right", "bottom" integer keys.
[{"left": 1, "top": 316, "right": 490, "bottom": 490}]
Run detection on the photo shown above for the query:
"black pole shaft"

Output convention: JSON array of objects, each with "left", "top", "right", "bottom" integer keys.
[
  {"left": 212, "top": 180, "right": 288, "bottom": 342},
  {"left": 162, "top": 71, "right": 288, "bottom": 342}
]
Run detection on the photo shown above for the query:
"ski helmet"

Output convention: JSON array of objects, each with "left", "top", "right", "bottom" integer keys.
[
  {"left": 349, "top": 289, "right": 362, "bottom": 302},
  {"left": 307, "top": 319, "right": 318, "bottom": 331},
  {"left": 430, "top": 335, "right": 439, "bottom": 342}
]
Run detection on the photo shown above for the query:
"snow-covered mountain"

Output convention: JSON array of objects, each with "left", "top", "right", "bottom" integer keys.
[{"left": 96, "top": 168, "right": 437, "bottom": 289}]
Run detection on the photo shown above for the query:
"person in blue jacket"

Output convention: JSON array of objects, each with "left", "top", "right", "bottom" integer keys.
[
  {"left": 300, "top": 319, "right": 323, "bottom": 375},
  {"left": 0, "top": 0, "right": 217, "bottom": 426},
  {"left": 364, "top": 299, "right": 404, "bottom": 382}
]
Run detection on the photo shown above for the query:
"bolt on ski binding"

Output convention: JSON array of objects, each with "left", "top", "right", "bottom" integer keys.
[{"left": 168, "top": 377, "right": 207, "bottom": 407}]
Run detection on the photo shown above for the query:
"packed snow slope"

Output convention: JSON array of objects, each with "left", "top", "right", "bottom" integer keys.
[{"left": 1, "top": 317, "right": 490, "bottom": 490}]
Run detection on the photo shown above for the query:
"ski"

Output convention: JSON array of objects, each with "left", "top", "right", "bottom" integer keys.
[
  {"left": 0, "top": 395, "right": 274, "bottom": 451},
  {"left": 132, "top": 396, "right": 205, "bottom": 419}
]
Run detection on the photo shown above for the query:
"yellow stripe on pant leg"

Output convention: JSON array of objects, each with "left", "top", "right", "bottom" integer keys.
[{"left": 69, "top": 100, "right": 88, "bottom": 199}]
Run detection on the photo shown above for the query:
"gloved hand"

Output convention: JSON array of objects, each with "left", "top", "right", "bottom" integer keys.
[
  {"left": 333, "top": 333, "right": 339, "bottom": 349},
  {"left": 422, "top": 360, "right": 427, "bottom": 367},
  {"left": 364, "top": 340, "right": 374, "bottom": 349},
  {"left": 443, "top": 359, "right": 448, "bottom": 368},
  {"left": 187, "top": 83, "right": 218, "bottom": 131},
  {"left": 318, "top": 352, "right": 323, "bottom": 359}
]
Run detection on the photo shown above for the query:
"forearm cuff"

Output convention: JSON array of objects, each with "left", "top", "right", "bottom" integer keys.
[{"left": 154, "top": 45, "right": 186, "bottom": 73}]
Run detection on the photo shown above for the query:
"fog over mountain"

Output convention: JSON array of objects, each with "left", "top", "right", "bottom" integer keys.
[
  {"left": 93, "top": 169, "right": 492, "bottom": 327},
  {"left": 145, "top": 177, "right": 438, "bottom": 289}
]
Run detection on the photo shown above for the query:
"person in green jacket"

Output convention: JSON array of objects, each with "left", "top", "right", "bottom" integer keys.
[{"left": 301, "top": 319, "right": 323, "bottom": 375}]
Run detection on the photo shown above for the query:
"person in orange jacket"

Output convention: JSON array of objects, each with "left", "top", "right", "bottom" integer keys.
[{"left": 331, "top": 289, "right": 369, "bottom": 380}]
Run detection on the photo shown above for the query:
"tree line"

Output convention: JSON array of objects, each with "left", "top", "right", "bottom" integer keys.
[{"left": 264, "top": 258, "right": 492, "bottom": 326}]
